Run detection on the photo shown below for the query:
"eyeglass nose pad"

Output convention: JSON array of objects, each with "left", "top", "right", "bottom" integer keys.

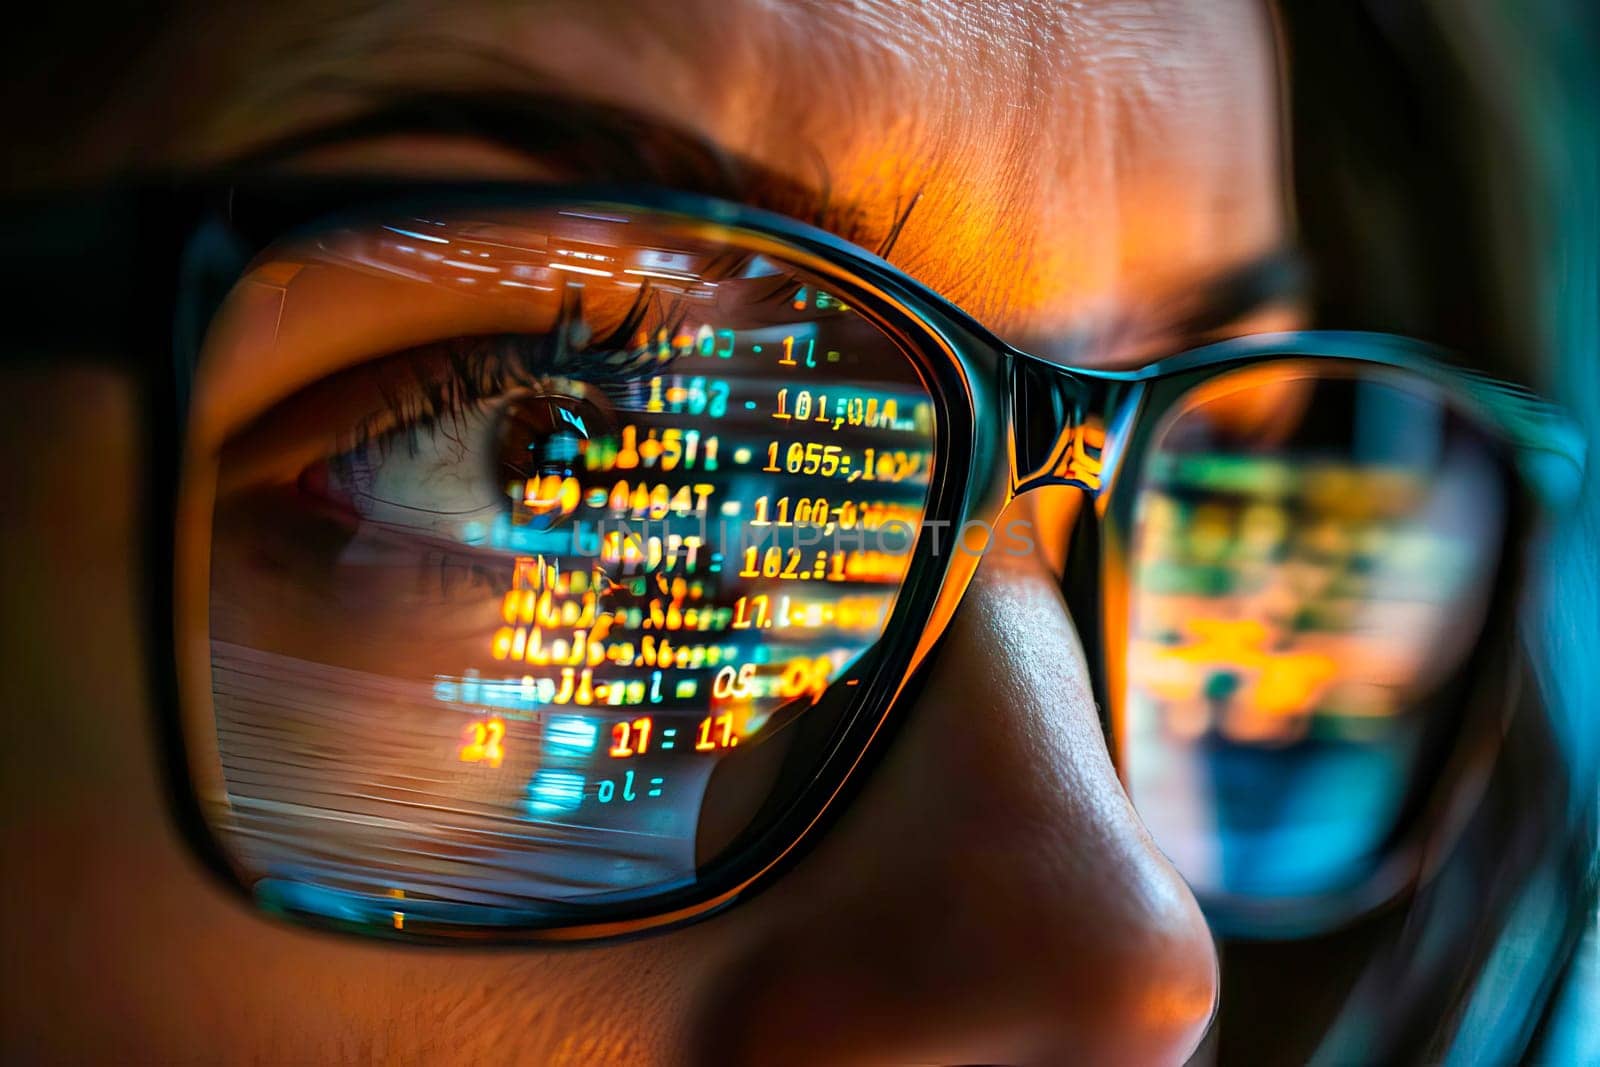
[{"left": 1007, "top": 351, "right": 1112, "bottom": 497}]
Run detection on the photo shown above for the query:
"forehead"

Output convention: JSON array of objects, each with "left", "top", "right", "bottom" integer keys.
[{"left": 67, "top": 0, "right": 1285, "bottom": 340}]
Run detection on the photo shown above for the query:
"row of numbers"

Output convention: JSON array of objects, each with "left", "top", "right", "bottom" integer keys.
[
  {"left": 771, "top": 388, "right": 926, "bottom": 433},
  {"left": 760, "top": 441, "right": 930, "bottom": 483},
  {"left": 608, "top": 712, "right": 739, "bottom": 757},
  {"left": 749, "top": 495, "right": 922, "bottom": 531},
  {"left": 585, "top": 425, "right": 721, "bottom": 474}
]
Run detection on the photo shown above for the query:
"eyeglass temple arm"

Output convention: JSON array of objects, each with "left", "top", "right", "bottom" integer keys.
[
  {"left": 1455, "top": 371, "right": 1588, "bottom": 509},
  {"left": 1005, "top": 342, "right": 1587, "bottom": 509}
]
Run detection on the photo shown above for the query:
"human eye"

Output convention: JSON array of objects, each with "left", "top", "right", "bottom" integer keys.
[
  {"left": 209, "top": 272, "right": 686, "bottom": 664},
  {"left": 182, "top": 202, "right": 941, "bottom": 931},
  {"left": 302, "top": 317, "right": 656, "bottom": 546}
]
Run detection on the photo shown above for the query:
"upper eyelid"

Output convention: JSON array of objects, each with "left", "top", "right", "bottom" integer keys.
[{"left": 213, "top": 329, "right": 640, "bottom": 498}]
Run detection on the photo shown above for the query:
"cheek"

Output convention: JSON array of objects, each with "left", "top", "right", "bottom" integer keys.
[{"left": 0, "top": 368, "right": 145, "bottom": 808}]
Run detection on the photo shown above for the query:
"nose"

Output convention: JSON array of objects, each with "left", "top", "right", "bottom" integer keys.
[{"left": 690, "top": 526, "right": 1218, "bottom": 1065}]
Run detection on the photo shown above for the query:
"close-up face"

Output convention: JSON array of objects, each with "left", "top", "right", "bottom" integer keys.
[{"left": 4, "top": 1, "right": 1591, "bottom": 1064}]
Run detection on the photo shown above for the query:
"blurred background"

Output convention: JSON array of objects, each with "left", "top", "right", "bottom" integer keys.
[{"left": 1212, "top": 1, "right": 1598, "bottom": 1061}]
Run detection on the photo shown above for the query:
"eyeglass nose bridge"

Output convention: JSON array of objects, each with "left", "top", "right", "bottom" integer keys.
[{"left": 1007, "top": 351, "right": 1125, "bottom": 498}]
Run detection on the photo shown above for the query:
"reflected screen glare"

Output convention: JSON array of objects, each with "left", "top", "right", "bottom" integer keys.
[
  {"left": 1126, "top": 363, "right": 1507, "bottom": 899},
  {"left": 193, "top": 207, "right": 936, "bottom": 927}
]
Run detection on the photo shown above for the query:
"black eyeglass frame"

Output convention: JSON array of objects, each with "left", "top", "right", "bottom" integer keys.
[{"left": 4, "top": 176, "right": 1584, "bottom": 944}]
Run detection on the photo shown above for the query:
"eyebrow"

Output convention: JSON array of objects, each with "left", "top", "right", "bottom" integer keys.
[
  {"left": 1175, "top": 249, "right": 1307, "bottom": 337},
  {"left": 234, "top": 89, "right": 880, "bottom": 249}
]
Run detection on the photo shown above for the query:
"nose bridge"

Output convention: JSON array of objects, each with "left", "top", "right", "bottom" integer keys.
[{"left": 1007, "top": 351, "right": 1115, "bottom": 496}]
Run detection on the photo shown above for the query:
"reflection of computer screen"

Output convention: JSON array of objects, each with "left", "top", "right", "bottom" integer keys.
[{"left": 1125, "top": 370, "right": 1507, "bottom": 898}]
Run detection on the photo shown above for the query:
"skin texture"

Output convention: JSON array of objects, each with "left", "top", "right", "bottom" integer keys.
[{"left": 2, "top": 1, "right": 1290, "bottom": 1062}]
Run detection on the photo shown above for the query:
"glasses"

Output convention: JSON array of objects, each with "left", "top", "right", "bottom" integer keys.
[{"left": 12, "top": 179, "right": 1583, "bottom": 942}]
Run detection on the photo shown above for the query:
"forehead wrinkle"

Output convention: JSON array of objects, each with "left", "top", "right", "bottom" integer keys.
[
  {"left": 983, "top": 0, "right": 1283, "bottom": 337},
  {"left": 802, "top": 2, "right": 1127, "bottom": 330},
  {"left": 639, "top": 0, "right": 1276, "bottom": 336},
  {"left": 729, "top": 0, "right": 1279, "bottom": 336},
  {"left": 1091, "top": 3, "right": 1282, "bottom": 271},
  {"left": 731, "top": 0, "right": 1107, "bottom": 324}
]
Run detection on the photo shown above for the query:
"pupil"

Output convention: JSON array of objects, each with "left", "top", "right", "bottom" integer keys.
[{"left": 496, "top": 392, "right": 603, "bottom": 531}]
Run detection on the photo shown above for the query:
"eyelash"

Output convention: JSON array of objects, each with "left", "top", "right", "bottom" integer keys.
[{"left": 340, "top": 280, "right": 687, "bottom": 464}]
